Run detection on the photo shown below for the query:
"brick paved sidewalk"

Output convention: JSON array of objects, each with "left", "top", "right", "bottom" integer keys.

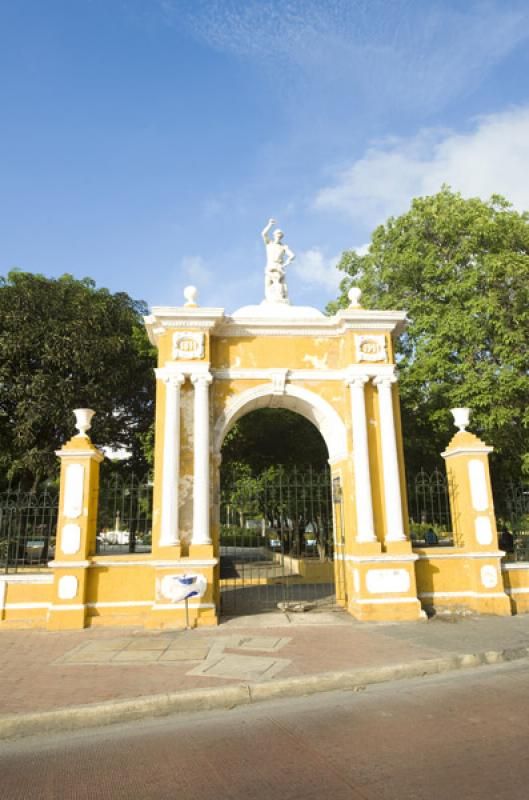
[{"left": 2, "top": 610, "right": 529, "bottom": 716}]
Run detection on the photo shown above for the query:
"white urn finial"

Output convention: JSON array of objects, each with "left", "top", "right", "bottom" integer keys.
[
  {"left": 73, "top": 408, "right": 95, "bottom": 438},
  {"left": 348, "top": 286, "right": 362, "bottom": 308},
  {"left": 184, "top": 285, "right": 198, "bottom": 307},
  {"left": 451, "top": 407, "right": 470, "bottom": 432}
]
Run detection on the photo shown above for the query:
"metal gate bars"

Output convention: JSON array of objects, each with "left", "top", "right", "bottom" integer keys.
[{"left": 219, "top": 467, "right": 338, "bottom": 615}]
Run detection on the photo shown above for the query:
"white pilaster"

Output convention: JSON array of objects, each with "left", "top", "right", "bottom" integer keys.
[
  {"left": 160, "top": 373, "right": 185, "bottom": 546},
  {"left": 348, "top": 376, "right": 377, "bottom": 543},
  {"left": 374, "top": 375, "right": 406, "bottom": 542},
  {"left": 191, "top": 372, "right": 213, "bottom": 545}
]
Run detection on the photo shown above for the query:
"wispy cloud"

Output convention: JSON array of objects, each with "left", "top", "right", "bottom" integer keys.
[
  {"left": 292, "top": 248, "right": 342, "bottom": 293},
  {"left": 315, "top": 105, "right": 529, "bottom": 227},
  {"left": 180, "top": 254, "right": 214, "bottom": 286},
  {"left": 156, "top": 0, "right": 529, "bottom": 111}
]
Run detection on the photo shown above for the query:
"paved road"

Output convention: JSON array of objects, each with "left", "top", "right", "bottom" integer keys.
[{"left": 2, "top": 660, "right": 529, "bottom": 800}]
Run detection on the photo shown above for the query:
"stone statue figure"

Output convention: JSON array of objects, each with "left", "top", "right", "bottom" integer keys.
[{"left": 261, "top": 218, "right": 295, "bottom": 304}]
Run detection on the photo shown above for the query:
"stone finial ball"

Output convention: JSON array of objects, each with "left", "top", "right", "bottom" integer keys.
[
  {"left": 348, "top": 287, "right": 362, "bottom": 308},
  {"left": 184, "top": 285, "right": 198, "bottom": 307}
]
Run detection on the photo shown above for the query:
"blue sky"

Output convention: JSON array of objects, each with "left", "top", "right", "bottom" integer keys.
[{"left": 2, "top": 0, "right": 529, "bottom": 313}]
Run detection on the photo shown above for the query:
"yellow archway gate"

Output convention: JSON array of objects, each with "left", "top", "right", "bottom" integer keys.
[
  {"left": 2, "top": 223, "right": 517, "bottom": 630},
  {"left": 141, "top": 278, "right": 425, "bottom": 627}
]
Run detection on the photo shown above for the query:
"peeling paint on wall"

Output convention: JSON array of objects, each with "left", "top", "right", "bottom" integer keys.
[{"left": 303, "top": 353, "right": 329, "bottom": 369}]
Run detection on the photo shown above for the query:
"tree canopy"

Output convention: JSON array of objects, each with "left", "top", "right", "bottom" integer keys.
[
  {"left": 0, "top": 271, "right": 156, "bottom": 487},
  {"left": 221, "top": 408, "right": 328, "bottom": 483},
  {"left": 328, "top": 187, "right": 529, "bottom": 480}
]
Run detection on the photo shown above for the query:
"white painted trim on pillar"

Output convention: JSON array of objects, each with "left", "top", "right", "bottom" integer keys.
[
  {"left": 158, "top": 371, "right": 185, "bottom": 547},
  {"left": 347, "top": 375, "right": 376, "bottom": 543},
  {"left": 47, "top": 604, "right": 86, "bottom": 611},
  {"left": 373, "top": 374, "right": 406, "bottom": 542},
  {"left": 502, "top": 563, "right": 529, "bottom": 571},
  {"left": 442, "top": 446, "right": 493, "bottom": 458},
  {"left": 191, "top": 371, "right": 213, "bottom": 545},
  {"left": 4, "top": 602, "right": 50, "bottom": 610}
]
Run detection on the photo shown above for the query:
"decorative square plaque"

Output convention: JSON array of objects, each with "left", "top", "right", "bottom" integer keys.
[
  {"left": 172, "top": 332, "right": 205, "bottom": 360},
  {"left": 355, "top": 334, "right": 387, "bottom": 362}
]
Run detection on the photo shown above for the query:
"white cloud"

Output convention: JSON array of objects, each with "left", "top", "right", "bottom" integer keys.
[
  {"left": 292, "top": 248, "right": 343, "bottom": 293},
  {"left": 315, "top": 106, "right": 529, "bottom": 228},
  {"left": 180, "top": 255, "right": 213, "bottom": 286},
  {"left": 157, "top": 1, "right": 529, "bottom": 112}
]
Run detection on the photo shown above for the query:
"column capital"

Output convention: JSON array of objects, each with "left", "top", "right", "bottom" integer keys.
[
  {"left": 373, "top": 374, "right": 397, "bottom": 388},
  {"left": 345, "top": 374, "right": 370, "bottom": 388},
  {"left": 190, "top": 371, "right": 213, "bottom": 386},
  {"left": 154, "top": 367, "right": 185, "bottom": 386}
]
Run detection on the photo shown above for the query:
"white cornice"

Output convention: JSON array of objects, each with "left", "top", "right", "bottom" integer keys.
[
  {"left": 156, "top": 364, "right": 212, "bottom": 379},
  {"left": 212, "top": 365, "right": 397, "bottom": 382},
  {"left": 55, "top": 449, "right": 104, "bottom": 462},
  {"left": 144, "top": 307, "right": 225, "bottom": 346},
  {"left": 442, "top": 446, "right": 494, "bottom": 458}
]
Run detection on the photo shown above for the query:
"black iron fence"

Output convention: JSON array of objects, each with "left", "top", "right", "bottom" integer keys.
[
  {"left": 0, "top": 475, "right": 153, "bottom": 571},
  {"left": 0, "top": 485, "right": 59, "bottom": 573},
  {"left": 492, "top": 481, "right": 529, "bottom": 561},
  {"left": 219, "top": 467, "right": 338, "bottom": 613},
  {"left": 407, "top": 468, "right": 455, "bottom": 547},
  {"left": 96, "top": 474, "right": 153, "bottom": 554}
]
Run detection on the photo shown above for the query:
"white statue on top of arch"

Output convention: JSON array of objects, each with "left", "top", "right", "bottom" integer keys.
[{"left": 261, "top": 218, "right": 295, "bottom": 305}]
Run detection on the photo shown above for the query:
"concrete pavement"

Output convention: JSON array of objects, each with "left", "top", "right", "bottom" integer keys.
[{"left": 2, "top": 609, "right": 529, "bottom": 739}]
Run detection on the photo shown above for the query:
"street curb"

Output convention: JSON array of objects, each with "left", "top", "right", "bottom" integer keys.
[{"left": 2, "top": 645, "right": 529, "bottom": 741}]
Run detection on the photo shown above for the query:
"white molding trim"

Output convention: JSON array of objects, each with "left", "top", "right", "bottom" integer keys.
[
  {"left": 213, "top": 364, "right": 398, "bottom": 383},
  {"left": 442, "top": 446, "right": 493, "bottom": 458},
  {"left": 151, "top": 602, "right": 216, "bottom": 610},
  {"left": 87, "top": 601, "right": 152, "bottom": 608},
  {"left": 162, "top": 362, "right": 213, "bottom": 377},
  {"left": 88, "top": 559, "right": 218, "bottom": 567},
  {"left": 213, "top": 383, "right": 348, "bottom": 462},
  {"left": 55, "top": 449, "right": 104, "bottom": 462},
  {"left": 48, "top": 604, "right": 86, "bottom": 611},
  {"left": 419, "top": 591, "right": 507, "bottom": 599},
  {"left": 505, "top": 588, "right": 529, "bottom": 595},
  {"left": 336, "top": 553, "right": 418, "bottom": 563},
  {"left": 354, "top": 597, "right": 418, "bottom": 605},
  {"left": 48, "top": 560, "right": 91, "bottom": 568},
  {"left": 414, "top": 551, "right": 503, "bottom": 560},
  {"left": 4, "top": 602, "right": 50, "bottom": 610},
  {"left": 0, "top": 574, "right": 53, "bottom": 584},
  {"left": 144, "top": 308, "right": 225, "bottom": 345},
  {"left": 502, "top": 563, "right": 529, "bottom": 571}
]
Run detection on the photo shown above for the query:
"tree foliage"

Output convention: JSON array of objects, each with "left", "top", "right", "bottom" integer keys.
[
  {"left": 221, "top": 408, "right": 328, "bottom": 483},
  {"left": 328, "top": 187, "right": 529, "bottom": 479},
  {"left": 0, "top": 271, "right": 156, "bottom": 487}
]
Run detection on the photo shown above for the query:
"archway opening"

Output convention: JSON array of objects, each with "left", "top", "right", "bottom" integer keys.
[{"left": 218, "top": 406, "right": 339, "bottom": 616}]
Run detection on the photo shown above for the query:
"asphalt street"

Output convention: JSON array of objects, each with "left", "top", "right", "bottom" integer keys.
[{"left": 2, "top": 660, "right": 528, "bottom": 800}]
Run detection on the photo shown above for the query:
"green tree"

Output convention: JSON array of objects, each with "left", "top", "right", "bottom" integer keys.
[
  {"left": 221, "top": 408, "right": 328, "bottom": 480},
  {"left": 328, "top": 188, "right": 529, "bottom": 480},
  {"left": 0, "top": 271, "right": 156, "bottom": 488}
]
